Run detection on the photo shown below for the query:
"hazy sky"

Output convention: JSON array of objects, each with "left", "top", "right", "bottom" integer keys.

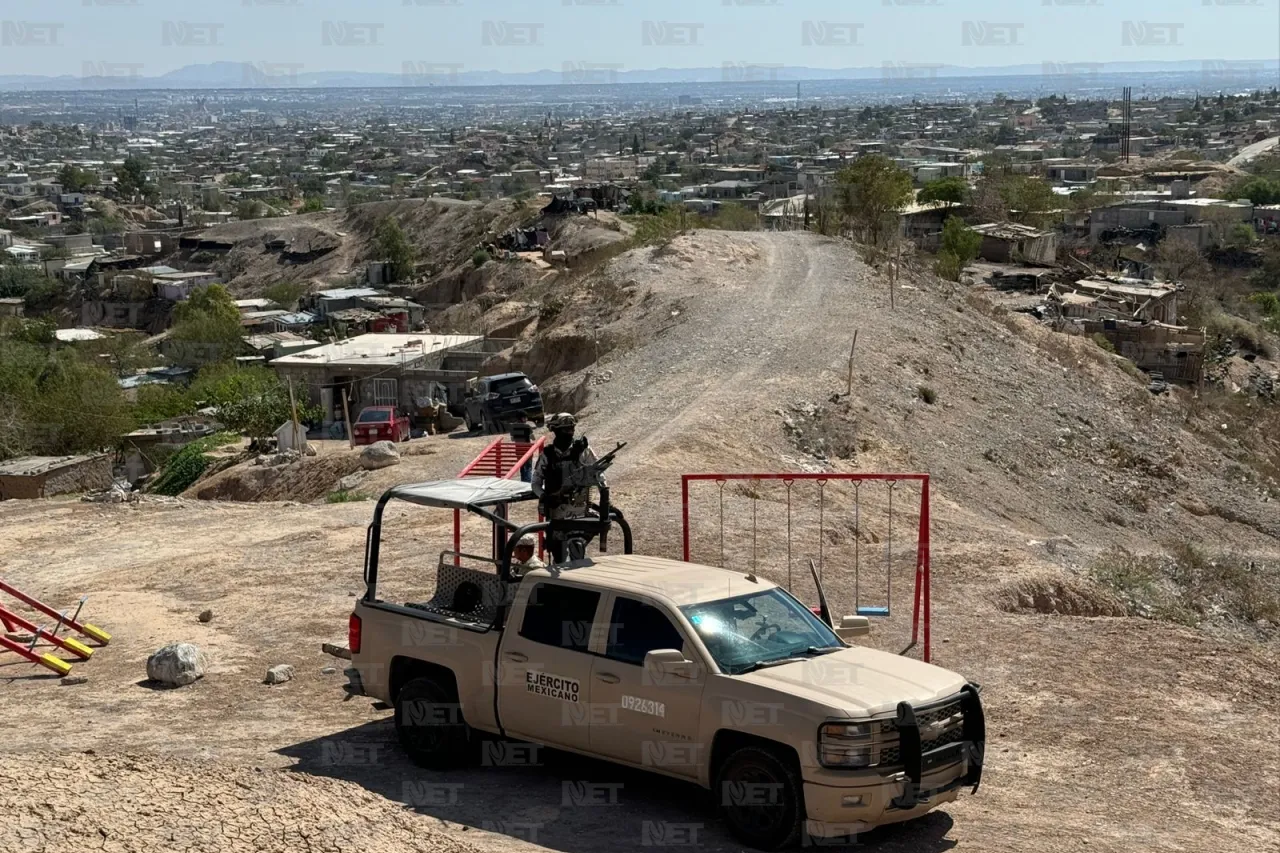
[{"left": 3, "top": 0, "right": 1277, "bottom": 77}]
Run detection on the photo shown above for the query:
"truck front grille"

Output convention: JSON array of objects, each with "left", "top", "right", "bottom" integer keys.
[{"left": 877, "top": 698, "right": 966, "bottom": 767}]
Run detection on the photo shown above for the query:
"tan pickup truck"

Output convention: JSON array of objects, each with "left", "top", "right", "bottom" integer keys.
[{"left": 348, "top": 477, "right": 984, "bottom": 850}]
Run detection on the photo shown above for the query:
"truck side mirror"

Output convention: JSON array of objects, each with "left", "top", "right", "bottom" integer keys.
[
  {"left": 644, "top": 648, "right": 696, "bottom": 681},
  {"left": 835, "top": 615, "right": 871, "bottom": 641}
]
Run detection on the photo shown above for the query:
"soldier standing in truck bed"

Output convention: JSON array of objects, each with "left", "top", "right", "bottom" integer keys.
[{"left": 531, "top": 412, "right": 600, "bottom": 563}]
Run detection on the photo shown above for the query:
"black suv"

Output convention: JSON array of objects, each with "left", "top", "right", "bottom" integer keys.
[{"left": 463, "top": 373, "right": 545, "bottom": 434}]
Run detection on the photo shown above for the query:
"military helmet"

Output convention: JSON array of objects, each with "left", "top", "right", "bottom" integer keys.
[
  {"left": 547, "top": 412, "right": 577, "bottom": 431},
  {"left": 516, "top": 534, "right": 537, "bottom": 548}
]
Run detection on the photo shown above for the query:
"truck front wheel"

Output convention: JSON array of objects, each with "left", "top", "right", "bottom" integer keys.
[
  {"left": 716, "top": 746, "right": 805, "bottom": 851},
  {"left": 394, "top": 676, "right": 472, "bottom": 769}
]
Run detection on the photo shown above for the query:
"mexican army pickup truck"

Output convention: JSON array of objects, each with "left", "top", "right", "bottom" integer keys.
[{"left": 347, "top": 477, "right": 984, "bottom": 850}]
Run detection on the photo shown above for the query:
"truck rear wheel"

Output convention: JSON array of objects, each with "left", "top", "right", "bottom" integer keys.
[
  {"left": 716, "top": 746, "right": 805, "bottom": 851},
  {"left": 394, "top": 676, "right": 472, "bottom": 769}
]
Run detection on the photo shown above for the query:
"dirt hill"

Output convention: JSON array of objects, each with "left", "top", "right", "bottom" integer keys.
[{"left": 2, "top": 230, "right": 1278, "bottom": 853}]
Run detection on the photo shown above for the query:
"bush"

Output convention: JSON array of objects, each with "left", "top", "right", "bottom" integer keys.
[
  {"left": 935, "top": 251, "right": 963, "bottom": 282},
  {"left": 917, "top": 385, "right": 938, "bottom": 405},
  {"left": 148, "top": 432, "right": 238, "bottom": 496},
  {"left": 1090, "top": 332, "right": 1116, "bottom": 353},
  {"left": 472, "top": 248, "right": 491, "bottom": 268}
]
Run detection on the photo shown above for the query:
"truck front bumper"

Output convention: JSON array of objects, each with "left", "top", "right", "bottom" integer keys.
[
  {"left": 802, "top": 761, "right": 964, "bottom": 839},
  {"left": 803, "top": 684, "right": 985, "bottom": 840}
]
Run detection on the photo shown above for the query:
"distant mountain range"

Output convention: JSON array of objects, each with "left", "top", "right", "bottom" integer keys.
[{"left": 1, "top": 59, "right": 1276, "bottom": 91}]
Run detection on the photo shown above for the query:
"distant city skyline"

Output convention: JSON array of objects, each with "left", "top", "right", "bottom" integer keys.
[{"left": 0, "top": 0, "right": 1276, "bottom": 80}]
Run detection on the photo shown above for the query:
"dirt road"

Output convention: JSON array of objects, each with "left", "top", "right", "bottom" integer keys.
[{"left": 3, "top": 231, "right": 1278, "bottom": 853}]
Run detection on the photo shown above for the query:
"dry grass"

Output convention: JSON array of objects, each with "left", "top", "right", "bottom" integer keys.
[{"left": 1091, "top": 544, "right": 1280, "bottom": 633}]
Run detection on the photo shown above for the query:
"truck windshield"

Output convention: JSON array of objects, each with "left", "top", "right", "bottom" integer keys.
[{"left": 679, "top": 588, "right": 843, "bottom": 675}]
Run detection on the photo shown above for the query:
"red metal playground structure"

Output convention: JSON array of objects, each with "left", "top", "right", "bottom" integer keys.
[
  {"left": 0, "top": 580, "right": 111, "bottom": 677},
  {"left": 452, "top": 439, "right": 933, "bottom": 663},
  {"left": 680, "top": 472, "right": 933, "bottom": 663}
]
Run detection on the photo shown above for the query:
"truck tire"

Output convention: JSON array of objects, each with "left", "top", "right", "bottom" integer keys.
[
  {"left": 716, "top": 746, "right": 805, "bottom": 851},
  {"left": 394, "top": 676, "right": 472, "bottom": 769}
]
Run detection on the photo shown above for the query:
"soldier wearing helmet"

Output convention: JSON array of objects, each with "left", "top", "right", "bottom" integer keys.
[
  {"left": 511, "top": 534, "right": 545, "bottom": 575},
  {"left": 531, "top": 412, "right": 601, "bottom": 563}
]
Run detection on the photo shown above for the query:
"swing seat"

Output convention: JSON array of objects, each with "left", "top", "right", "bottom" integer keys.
[{"left": 856, "top": 605, "right": 891, "bottom": 617}]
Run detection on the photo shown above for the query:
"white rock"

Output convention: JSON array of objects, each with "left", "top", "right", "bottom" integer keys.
[
  {"left": 360, "top": 441, "right": 401, "bottom": 470},
  {"left": 147, "top": 643, "right": 205, "bottom": 687},
  {"left": 265, "top": 664, "right": 295, "bottom": 685},
  {"left": 61, "top": 675, "right": 89, "bottom": 686}
]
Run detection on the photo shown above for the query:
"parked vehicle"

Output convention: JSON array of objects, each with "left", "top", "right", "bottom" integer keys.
[
  {"left": 347, "top": 480, "right": 984, "bottom": 850},
  {"left": 352, "top": 406, "right": 410, "bottom": 445},
  {"left": 462, "top": 373, "right": 544, "bottom": 434}
]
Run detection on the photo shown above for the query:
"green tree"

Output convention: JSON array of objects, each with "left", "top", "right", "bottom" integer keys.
[
  {"left": 262, "top": 281, "right": 307, "bottom": 310},
  {"left": 917, "top": 176, "right": 969, "bottom": 205},
  {"left": 170, "top": 284, "right": 244, "bottom": 364},
  {"left": 57, "top": 164, "right": 94, "bottom": 193},
  {"left": 223, "top": 171, "right": 252, "bottom": 189},
  {"left": 936, "top": 216, "right": 982, "bottom": 281},
  {"left": 192, "top": 365, "right": 316, "bottom": 442},
  {"left": 299, "top": 195, "right": 325, "bottom": 213},
  {"left": 1226, "top": 176, "right": 1280, "bottom": 205},
  {"left": 375, "top": 215, "right": 416, "bottom": 282},
  {"left": 236, "top": 199, "right": 262, "bottom": 220},
  {"left": 835, "top": 155, "right": 914, "bottom": 245},
  {"left": 115, "top": 156, "right": 150, "bottom": 198},
  {"left": 998, "top": 176, "right": 1057, "bottom": 226}
]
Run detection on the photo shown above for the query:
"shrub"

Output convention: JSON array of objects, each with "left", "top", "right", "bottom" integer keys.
[
  {"left": 472, "top": 248, "right": 491, "bottom": 268},
  {"left": 917, "top": 385, "right": 938, "bottom": 405},
  {"left": 1090, "top": 332, "right": 1116, "bottom": 353},
  {"left": 326, "top": 489, "right": 369, "bottom": 503}
]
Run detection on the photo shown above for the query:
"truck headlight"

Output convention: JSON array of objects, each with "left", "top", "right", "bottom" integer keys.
[{"left": 819, "top": 722, "right": 875, "bottom": 769}]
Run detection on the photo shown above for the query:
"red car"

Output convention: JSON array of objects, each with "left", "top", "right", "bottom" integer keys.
[{"left": 352, "top": 406, "right": 410, "bottom": 445}]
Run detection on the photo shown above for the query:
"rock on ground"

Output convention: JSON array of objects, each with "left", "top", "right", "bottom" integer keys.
[
  {"left": 197, "top": 609, "right": 213, "bottom": 623},
  {"left": 359, "top": 441, "right": 401, "bottom": 470},
  {"left": 264, "top": 664, "right": 295, "bottom": 685},
  {"left": 146, "top": 642, "right": 205, "bottom": 687}
]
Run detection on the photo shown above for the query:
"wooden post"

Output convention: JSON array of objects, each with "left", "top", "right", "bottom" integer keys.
[
  {"left": 287, "top": 378, "right": 301, "bottom": 451},
  {"left": 341, "top": 386, "right": 354, "bottom": 449},
  {"left": 845, "top": 331, "right": 858, "bottom": 397}
]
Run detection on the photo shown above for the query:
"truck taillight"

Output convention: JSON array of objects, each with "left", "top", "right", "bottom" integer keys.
[{"left": 348, "top": 613, "right": 362, "bottom": 654}]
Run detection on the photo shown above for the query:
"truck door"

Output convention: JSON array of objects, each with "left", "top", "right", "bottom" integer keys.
[
  {"left": 496, "top": 580, "right": 603, "bottom": 752},
  {"left": 588, "top": 594, "right": 706, "bottom": 779}
]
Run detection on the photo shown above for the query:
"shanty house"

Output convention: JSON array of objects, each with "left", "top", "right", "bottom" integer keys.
[
  {"left": 971, "top": 223, "right": 1059, "bottom": 265},
  {"left": 270, "top": 333, "right": 508, "bottom": 430},
  {"left": 0, "top": 455, "right": 113, "bottom": 500}
]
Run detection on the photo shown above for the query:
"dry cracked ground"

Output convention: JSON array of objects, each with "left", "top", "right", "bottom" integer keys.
[{"left": 3, "top": 231, "right": 1278, "bottom": 853}]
